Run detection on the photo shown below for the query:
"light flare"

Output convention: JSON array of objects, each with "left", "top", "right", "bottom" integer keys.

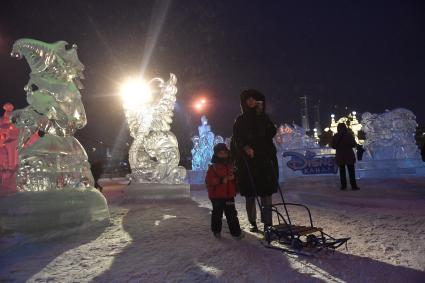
[{"left": 120, "top": 78, "right": 152, "bottom": 108}]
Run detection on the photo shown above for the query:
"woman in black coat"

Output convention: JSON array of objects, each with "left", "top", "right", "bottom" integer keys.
[
  {"left": 231, "top": 89, "right": 278, "bottom": 232},
  {"left": 331, "top": 123, "right": 360, "bottom": 190}
]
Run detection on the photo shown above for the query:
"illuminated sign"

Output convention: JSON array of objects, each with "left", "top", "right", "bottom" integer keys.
[{"left": 282, "top": 151, "right": 338, "bottom": 175}]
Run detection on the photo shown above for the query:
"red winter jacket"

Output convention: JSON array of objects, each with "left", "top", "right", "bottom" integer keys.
[{"left": 205, "top": 163, "right": 237, "bottom": 199}]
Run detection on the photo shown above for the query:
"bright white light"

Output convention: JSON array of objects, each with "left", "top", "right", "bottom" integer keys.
[
  {"left": 352, "top": 111, "right": 357, "bottom": 115},
  {"left": 194, "top": 100, "right": 206, "bottom": 112},
  {"left": 331, "top": 114, "right": 335, "bottom": 118},
  {"left": 195, "top": 103, "right": 203, "bottom": 110},
  {"left": 120, "top": 78, "right": 152, "bottom": 107},
  {"left": 313, "top": 128, "right": 317, "bottom": 132}
]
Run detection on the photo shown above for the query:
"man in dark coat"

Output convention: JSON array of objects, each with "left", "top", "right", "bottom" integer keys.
[
  {"left": 231, "top": 89, "right": 278, "bottom": 232},
  {"left": 331, "top": 123, "right": 360, "bottom": 190}
]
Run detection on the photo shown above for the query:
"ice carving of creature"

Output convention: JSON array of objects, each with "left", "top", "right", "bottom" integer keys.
[
  {"left": 191, "top": 115, "right": 224, "bottom": 171},
  {"left": 274, "top": 123, "right": 319, "bottom": 151},
  {"left": 10, "top": 38, "right": 93, "bottom": 191},
  {"left": 361, "top": 108, "right": 420, "bottom": 160},
  {"left": 124, "top": 74, "right": 186, "bottom": 184}
]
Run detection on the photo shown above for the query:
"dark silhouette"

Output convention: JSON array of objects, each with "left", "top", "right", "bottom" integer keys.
[
  {"left": 331, "top": 123, "right": 360, "bottom": 190},
  {"left": 90, "top": 160, "right": 104, "bottom": 191},
  {"left": 356, "top": 144, "right": 365, "bottom": 161},
  {"left": 205, "top": 143, "right": 242, "bottom": 238},
  {"left": 422, "top": 143, "right": 425, "bottom": 162},
  {"left": 231, "top": 89, "right": 278, "bottom": 232}
]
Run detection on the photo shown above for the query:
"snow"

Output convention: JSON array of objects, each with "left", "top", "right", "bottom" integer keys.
[{"left": 1, "top": 177, "right": 425, "bottom": 282}]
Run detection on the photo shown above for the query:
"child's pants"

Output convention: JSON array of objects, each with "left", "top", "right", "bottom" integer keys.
[{"left": 210, "top": 198, "right": 241, "bottom": 236}]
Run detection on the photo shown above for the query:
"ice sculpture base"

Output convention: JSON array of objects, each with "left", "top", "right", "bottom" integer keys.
[
  {"left": 124, "top": 182, "right": 190, "bottom": 200},
  {"left": 0, "top": 188, "right": 110, "bottom": 233},
  {"left": 356, "top": 158, "right": 425, "bottom": 179},
  {"left": 186, "top": 170, "right": 206, "bottom": 184}
]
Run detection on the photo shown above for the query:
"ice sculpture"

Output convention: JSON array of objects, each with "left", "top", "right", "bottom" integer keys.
[
  {"left": 0, "top": 103, "right": 19, "bottom": 191},
  {"left": 274, "top": 123, "right": 319, "bottom": 151},
  {"left": 0, "top": 39, "right": 109, "bottom": 232},
  {"left": 9, "top": 38, "right": 93, "bottom": 191},
  {"left": 328, "top": 112, "right": 363, "bottom": 144},
  {"left": 123, "top": 74, "right": 186, "bottom": 184},
  {"left": 361, "top": 108, "right": 420, "bottom": 160},
  {"left": 191, "top": 115, "right": 224, "bottom": 170}
]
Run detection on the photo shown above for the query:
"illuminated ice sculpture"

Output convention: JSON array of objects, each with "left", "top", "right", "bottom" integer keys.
[
  {"left": 122, "top": 74, "right": 186, "bottom": 184},
  {"left": 328, "top": 111, "right": 363, "bottom": 144},
  {"left": 0, "top": 103, "right": 19, "bottom": 191},
  {"left": 361, "top": 108, "right": 420, "bottom": 160},
  {"left": 0, "top": 38, "right": 109, "bottom": 233},
  {"left": 10, "top": 39, "right": 94, "bottom": 190},
  {"left": 191, "top": 115, "right": 224, "bottom": 171},
  {"left": 274, "top": 123, "right": 319, "bottom": 151}
]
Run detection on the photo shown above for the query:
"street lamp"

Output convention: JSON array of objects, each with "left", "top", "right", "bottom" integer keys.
[
  {"left": 119, "top": 77, "right": 152, "bottom": 109},
  {"left": 192, "top": 97, "right": 208, "bottom": 113}
]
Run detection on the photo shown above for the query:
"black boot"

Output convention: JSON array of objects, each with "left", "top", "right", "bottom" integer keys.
[{"left": 249, "top": 222, "right": 258, "bottom": 232}]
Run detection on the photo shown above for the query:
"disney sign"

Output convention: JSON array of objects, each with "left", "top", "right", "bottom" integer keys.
[{"left": 282, "top": 151, "right": 338, "bottom": 175}]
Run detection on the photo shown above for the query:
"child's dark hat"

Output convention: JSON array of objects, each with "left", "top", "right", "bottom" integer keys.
[{"left": 213, "top": 143, "right": 229, "bottom": 155}]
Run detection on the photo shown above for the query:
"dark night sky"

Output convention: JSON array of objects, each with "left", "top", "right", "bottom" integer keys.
[{"left": 0, "top": 0, "right": 424, "bottom": 155}]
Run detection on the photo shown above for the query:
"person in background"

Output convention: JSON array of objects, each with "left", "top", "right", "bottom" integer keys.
[
  {"left": 205, "top": 143, "right": 242, "bottom": 239},
  {"left": 90, "top": 160, "right": 104, "bottom": 192},
  {"left": 331, "top": 123, "right": 360, "bottom": 190}
]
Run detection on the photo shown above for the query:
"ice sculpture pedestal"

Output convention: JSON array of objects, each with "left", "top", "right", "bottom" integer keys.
[
  {"left": 0, "top": 188, "right": 109, "bottom": 233},
  {"left": 124, "top": 182, "right": 190, "bottom": 200},
  {"left": 356, "top": 159, "right": 425, "bottom": 179},
  {"left": 186, "top": 170, "right": 206, "bottom": 185}
]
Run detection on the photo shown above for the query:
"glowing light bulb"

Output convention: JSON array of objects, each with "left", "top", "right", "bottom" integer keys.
[{"left": 120, "top": 78, "right": 152, "bottom": 107}]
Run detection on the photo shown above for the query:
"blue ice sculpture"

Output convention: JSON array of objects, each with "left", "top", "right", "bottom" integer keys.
[{"left": 191, "top": 116, "right": 224, "bottom": 170}]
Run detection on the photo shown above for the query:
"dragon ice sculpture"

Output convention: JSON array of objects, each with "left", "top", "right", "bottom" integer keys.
[
  {"left": 10, "top": 38, "right": 93, "bottom": 191},
  {"left": 361, "top": 108, "right": 420, "bottom": 160},
  {"left": 123, "top": 74, "right": 186, "bottom": 184}
]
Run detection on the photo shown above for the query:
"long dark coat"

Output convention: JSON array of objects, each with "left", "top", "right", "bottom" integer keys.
[
  {"left": 331, "top": 131, "right": 357, "bottom": 166},
  {"left": 231, "top": 92, "right": 278, "bottom": 197}
]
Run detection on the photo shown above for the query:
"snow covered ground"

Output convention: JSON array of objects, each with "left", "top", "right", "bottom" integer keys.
[{"left": 1, "top": 177, "right": 425, "bottom": 282}]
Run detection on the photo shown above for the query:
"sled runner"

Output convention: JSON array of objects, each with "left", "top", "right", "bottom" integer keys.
[{"left": 243, "top": 158, "right": 350, "bottom": 255}]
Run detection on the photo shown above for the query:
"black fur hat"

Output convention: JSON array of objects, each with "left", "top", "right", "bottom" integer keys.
[
  {"left": 240, "top": 89, "right": 266, "bottom": 113},
  {"left": 211, "top": 143, "right": 230, "bottom": 164},
  {"left": 213, "top": 143, "right": 229, "bottom": 155}
]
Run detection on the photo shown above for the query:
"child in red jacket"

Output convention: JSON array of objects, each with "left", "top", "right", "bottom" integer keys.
[{"left": 205, "top": 143, "right": 242, "bottom": 238}]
